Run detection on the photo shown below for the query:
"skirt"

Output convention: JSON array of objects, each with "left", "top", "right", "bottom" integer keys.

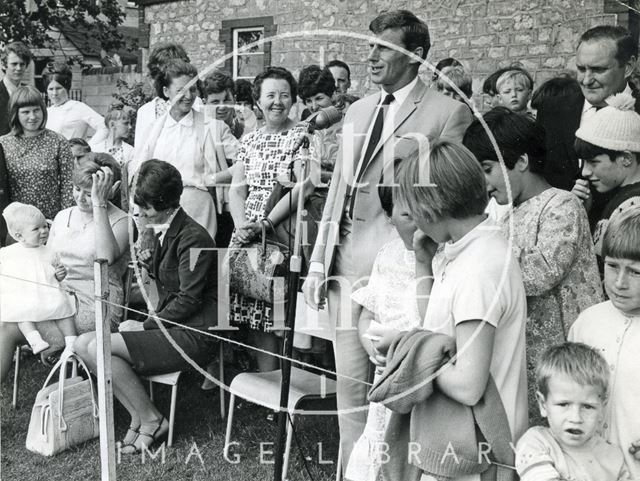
[{"left": 121, "top": 327, "right": 214, "bottom": 375}]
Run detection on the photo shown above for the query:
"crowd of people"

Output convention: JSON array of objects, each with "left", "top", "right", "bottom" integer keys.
[{"left": 1, "top": 8, "right": 640, "bottom": 480}]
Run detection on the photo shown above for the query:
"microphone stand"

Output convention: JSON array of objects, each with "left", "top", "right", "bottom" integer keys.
[{"left": 273, "top": 131, "right": 312, "bottom": 481}]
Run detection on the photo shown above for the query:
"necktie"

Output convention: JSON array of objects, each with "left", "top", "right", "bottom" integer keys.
[{"left": 349, "top": 93, "right": 395, "bottom": 217}]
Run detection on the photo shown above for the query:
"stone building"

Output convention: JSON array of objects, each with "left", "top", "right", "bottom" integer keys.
[{"left": 134, "top": 0, "right": 638, "bottom": 102}]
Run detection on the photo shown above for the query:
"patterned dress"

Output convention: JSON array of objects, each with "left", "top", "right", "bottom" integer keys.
[
  {"left": 498, "top": 188, "right": 603, "bottom": 425},
  {"left": 0, "top": 130, "right": 74, "bottom": 221},
  {"left": 229, "top": 124, "right": 308, "bottom": 331}
]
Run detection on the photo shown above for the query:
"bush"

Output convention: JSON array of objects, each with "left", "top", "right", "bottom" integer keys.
[{"left": 111, "top": 78, "right": 154, "bottom": 144}]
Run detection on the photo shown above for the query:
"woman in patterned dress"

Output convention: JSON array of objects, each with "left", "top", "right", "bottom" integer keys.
[
  {"left": 0, "top": 86, "right": 74, "bottom": 224},
  {"left": 228, "top": 67, "right": 315, "bottom": 371}
]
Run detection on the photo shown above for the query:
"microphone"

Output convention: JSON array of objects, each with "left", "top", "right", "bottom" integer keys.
[{"left": 290, "top": 106, "right": 343, "bottom": 154}]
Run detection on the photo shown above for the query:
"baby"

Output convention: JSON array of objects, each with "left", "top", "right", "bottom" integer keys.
[
  {"left": 516, "top": 342, "right": 630, "bottom": 481},
  {"left": 0, "top": 202, "right": 77, "bottom": 355}
]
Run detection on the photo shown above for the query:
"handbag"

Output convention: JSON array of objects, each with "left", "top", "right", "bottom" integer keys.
[
  {"left": 26, "top": 352, "right": 100, "bottom": 456},
  {"left": 227, "top": 219, "right": 290, "bottom": 303}
]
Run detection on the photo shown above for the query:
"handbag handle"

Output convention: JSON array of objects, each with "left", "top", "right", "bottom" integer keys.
[
  {"left": 56, "top": 352, "right": 99, "bottom": 431},
  {"left": 260, "top": 218, "right": 278, "bottom": 262}
]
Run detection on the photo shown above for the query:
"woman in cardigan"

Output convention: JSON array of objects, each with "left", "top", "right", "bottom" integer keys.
[
  {"left": 0, "top": 86, "right": 74, "bottom": 223},
  {"left": 75, "top": 159, "right": 218, "bottom": 454}
]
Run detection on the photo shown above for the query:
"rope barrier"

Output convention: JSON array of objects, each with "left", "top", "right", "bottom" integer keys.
[{"left": 0, "top": 272, "right": 374, "bottom": 388}]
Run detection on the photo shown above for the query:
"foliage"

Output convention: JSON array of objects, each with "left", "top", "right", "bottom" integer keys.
[
  {"left": 111, "top": 77, "right": 155, "bottom": 144},
  {"left": 0, "top": 0, "right": 125, "bottom": 52}
]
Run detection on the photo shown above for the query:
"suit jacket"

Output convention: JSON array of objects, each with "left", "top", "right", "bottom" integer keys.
[
  {"left": 143, "top": 208, "right": 218, "bottom": 331},
  {"left": 537, "top": 81, "right": 640, "bottom": 192},
  {"left": 0, "top": 81, "right": 10, "bottom": 137},
  {"left": 310, "top": 78, "right": 473, "bottom": 283}
]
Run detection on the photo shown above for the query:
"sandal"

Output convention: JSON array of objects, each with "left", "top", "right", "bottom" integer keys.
[
  {"left": 121, "top": 417, "right": 168, "bottom": 454},
  {"left": 118, "top": 426, "right": 139, "bottom": 452},
  {"left": 39, "top": 346, "right": 64, "bottom": 367}
]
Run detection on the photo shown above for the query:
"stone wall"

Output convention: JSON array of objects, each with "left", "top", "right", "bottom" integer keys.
[
  {"left": 82, "top": 69, "right": 145, "bottom": 115},
  {"left": 140, "top": 0, "right": 627, "bottom": 105}
]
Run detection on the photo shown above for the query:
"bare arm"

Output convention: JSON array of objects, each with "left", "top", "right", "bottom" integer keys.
[
  {"left": 228, "top": 160, "right": 248, "bottom": 228},
  {"left": 91, "top": 168, "right": 127, "bottom": 264},
  {"left": 435, "top": 320, "right": 495, "bottom": 406}
]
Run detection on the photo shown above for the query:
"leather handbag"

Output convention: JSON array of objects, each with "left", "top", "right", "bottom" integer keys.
[
  {"left": 227, "top": 219, "right": 290, "bottom": 304},
  {"left": 26, "top": 352, "right": 100, "bottom": 456}
]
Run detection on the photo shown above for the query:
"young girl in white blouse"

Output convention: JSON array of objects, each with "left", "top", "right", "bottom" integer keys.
[
  {"left": 0, "top": 202, "right": 77, "bottom": 355},
  {"left": 345, "top": 162, "right": 424, "bottom": 481}
]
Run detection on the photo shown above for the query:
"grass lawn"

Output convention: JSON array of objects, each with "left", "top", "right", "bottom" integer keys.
[{"left": 1, "top": 352, "right": 341, "bottom": 481}]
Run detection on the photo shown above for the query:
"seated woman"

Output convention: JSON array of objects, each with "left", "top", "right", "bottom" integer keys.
[
  {"left": 48, "top": 153, "right": 129, "bottom": 334},
  {"left": 75, "top": 159, "right": 218, "bottom": 454},
  {"left": 0, "top": 154, "right": 127, "bottom": 381}
]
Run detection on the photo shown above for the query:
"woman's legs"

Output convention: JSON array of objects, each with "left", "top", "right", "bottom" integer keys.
[
  {"left": 75, "top": 332, "right": 165, "bottom": 447},
  {"left": 250, "top": 331, "right": 281, "bottom": 372},
  {"left": 0, "top": 322, "right": 24, "bottom": 382}
]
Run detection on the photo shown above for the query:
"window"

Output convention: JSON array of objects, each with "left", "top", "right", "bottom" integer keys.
[
  {"left": 220, "top": 17, "right": 275, "bottom": 80},
  {"left": 233, "top": 27, "right": 265, "bottom": 80}
]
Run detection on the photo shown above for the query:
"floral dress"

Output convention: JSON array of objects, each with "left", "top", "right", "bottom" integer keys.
[
  {"left": 498, "top": 188, "right": 603, "bottom": 425},
  {"left": 345, "top": 233, "right": 422, "bottom": 481},
  {"left": 0, "top": 130, "right": 74, "bottom": 221},
  {"left": 229, "top": 124, "right": 308, "bottom": 331}
]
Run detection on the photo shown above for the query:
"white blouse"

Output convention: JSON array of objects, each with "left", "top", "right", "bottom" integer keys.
[{"left": 47, "top": 99, "right": 106, "bottom": 140}]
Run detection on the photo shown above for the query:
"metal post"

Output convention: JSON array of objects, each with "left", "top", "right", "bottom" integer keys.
[{"left": 94, "top": 259, "right": 116, "bottom": 481}]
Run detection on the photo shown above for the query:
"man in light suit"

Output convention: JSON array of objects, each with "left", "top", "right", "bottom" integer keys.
[{"left": 302, "top": 10, "right": 473, "bottom": 464}]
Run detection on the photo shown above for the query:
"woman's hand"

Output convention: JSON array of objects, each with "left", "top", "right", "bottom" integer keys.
[
  {"left": 413, "top": 229, "right": 438, "bottom": 265},
  {"left": 91, "top": 166, "right": 121, "bottom": 206},
  {"left": 235, "top": 221, "right": 262, "bottom": 245}
]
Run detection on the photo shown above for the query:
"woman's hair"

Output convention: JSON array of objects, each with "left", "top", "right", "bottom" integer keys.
[
  {"left": 398, "top": 139, "right": 488, "bottom": 223},
  {"left": 147, "top": 42, "right": 190, "bottom": 80},
  {"left": 73, "top": 153, "right": 122, "bottom": 190},
  {"left": 436, "top": 66, "right": 473, "bottom": 98},
  {"left": 574, "top": 137, "right": 621, "bottom": 162},
  {"left": 536, "top": 342, "right": 610, "bottom": 400},
  {"left": 43, "top": 62, "right": 73, "bottom": 91},
  {"left": 2, "top": 202, "right": 46, "bottom": 238},
  {"left": 496, "top": 68, "right": 534, "bottom": 92},
  {"left": 377, "top": 158, "right": 404, "bottom": 217},
  {"left": 134, "top": 159, "right": 183, "bottom": 210},
  {"left": 154, "top": 59, "right": 199, "bottom": 99},
  {"left": 463, "top": 106, "right": 546, "bottom": 173},
  {"left": 298, "top": 65, "right": 336, "bottom": 101},
  {"left": 602, "top": 206, "right": 640, "bottom": 262},
  {"left": 333, "top": 93, "right": 359, "bottom": 111},
  {"left": 252, "top": 67, "right": 298, "bottom": 103},
  {"left": 235, "top": 79, "right": 254, "bottom": 107},
  {"left": 531, "top": 75, "right": 581, "bottom": 111},
  {"left": 9, "top": 85, "right": 47, "bottom": 136},
  {"left": 69, "top": 137, "right": 91, "bottom": 152},
  {"left": 203, "top": 70, "right": 235, "bottom": 97}
]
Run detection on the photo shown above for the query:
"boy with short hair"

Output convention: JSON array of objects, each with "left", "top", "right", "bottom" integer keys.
[
  {"left": 495, "top": 68, "right": 534, "bottom": 114},
  {"left": 516, "top": 342, "right": 630, "bottom": 481},
  {"left": 569, "top": 207, "right": 640, "bottom": 478}
]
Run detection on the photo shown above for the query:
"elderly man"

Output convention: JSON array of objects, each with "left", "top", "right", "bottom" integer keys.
[
  {"left": 303, "top": 9, "right": 472, "bottom": 465},
  {"left": 537, "top": 25, "right": 638, "bottom": 194}
]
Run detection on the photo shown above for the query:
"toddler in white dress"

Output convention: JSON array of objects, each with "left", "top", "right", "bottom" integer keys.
[{"left": 0, "top": 203, "right": 77, "bottom": 355}]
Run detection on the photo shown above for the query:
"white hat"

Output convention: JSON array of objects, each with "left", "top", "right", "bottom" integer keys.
[{"left": 576, "top": 92, "right": 640, "bottom": 152}]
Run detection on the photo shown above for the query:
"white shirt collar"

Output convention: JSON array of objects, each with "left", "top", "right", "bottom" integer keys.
[
  {"left": 583, "top": 83, "right": 633, "bottom": 113},
  {"left": 157, "top": 207, "right": 181, "bottom": 246},
  {"left": 165, "top": 109, "right": 194, "bottom": 128},
  {"left": 380, "top": 75, "right": 419, "bottom": 107}
]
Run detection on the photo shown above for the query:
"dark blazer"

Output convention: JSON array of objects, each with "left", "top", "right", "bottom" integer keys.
[
  {"left": 143, "top": 208, "right": 218, "bottom": 331},
  {"left": 0, "top": 81, "right": 10, "bottom": 137},
  {"left": 537, "top": 81, "right": 640, "bottom": 192}
]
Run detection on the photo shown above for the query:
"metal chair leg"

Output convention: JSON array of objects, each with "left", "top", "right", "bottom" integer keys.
[
  {"left": 336, "top": 442, "right": 343, "bottom": 481},
  {"left": 223, "top": 394, "right": 236, "bottom": 459},
  {"left": 12, "top": 346, "right": 20, "bottom": 408},
  {"left": 219, "top": 340, "right": 225, "bottom": 419},
  {"left": 282, "top": 413, "right": 294, "bottom": 481},
  {"left": 168, "top": 383, "right": 178, "bottom": 447}
]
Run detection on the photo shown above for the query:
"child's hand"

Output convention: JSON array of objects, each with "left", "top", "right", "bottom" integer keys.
[
  {"left": 413, "top": 230, "right": 438, "bottom": 264},
  {"left": 630, "top": 439, "right": 640, "bottom": 460},
  {"left": 54, "top": 265, "right": 67, "bottom": 281}
]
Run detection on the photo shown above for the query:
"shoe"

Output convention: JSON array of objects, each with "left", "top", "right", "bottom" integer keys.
[
  {"left": 117, "top": 426, "right": 140, "bottom": 453},
  {"left": 39, "top": 346, "right": 64, "bottom": 367},
  {"left": 200, "top": 378, "right": 216, "bottom": 391},
  {"left": 31, "top": 339, "right": 50, "bottom": 355},
  {"left": 121, "top": 417, "right": 169, "bottom": 454}
]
